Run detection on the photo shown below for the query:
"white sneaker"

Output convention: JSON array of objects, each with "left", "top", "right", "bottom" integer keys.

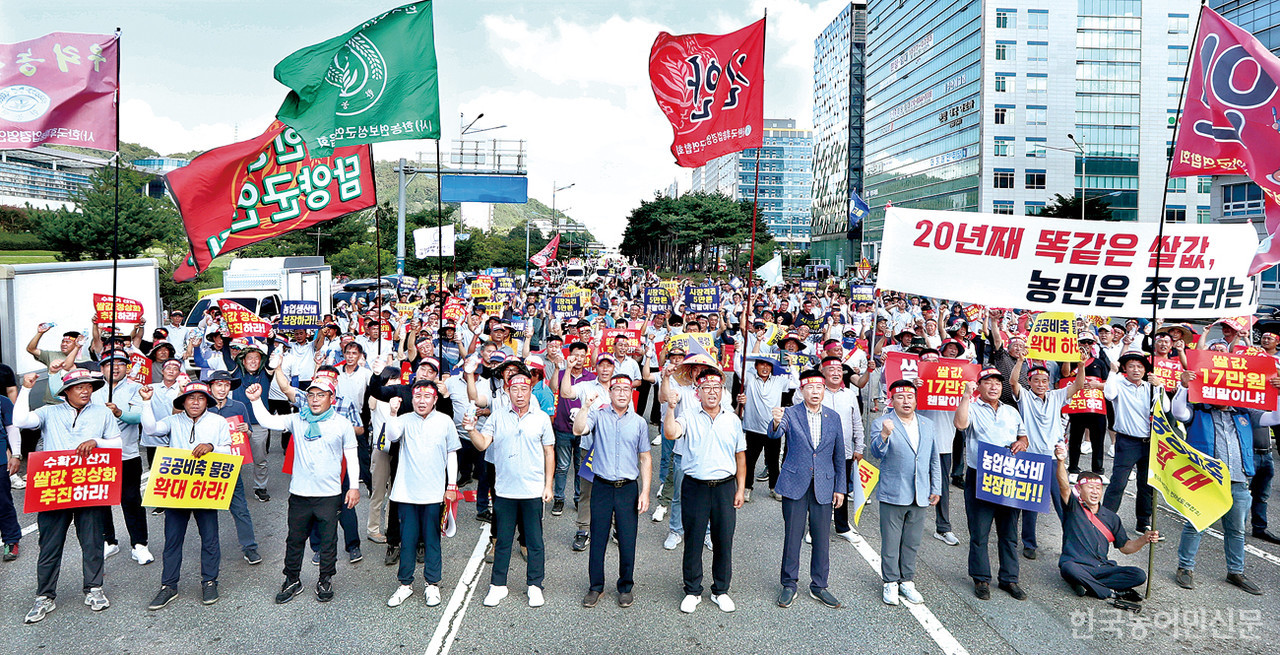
[
  {"left": 527, "top": 585, "right": 544, "bottom": 608},
  {"left": 711, "top": 593, "right": 736, "bottom": 612},
  {"left": 10, "top": 473, "right": 25, "bottom": 490},
  {"left": 883, "top": 582, "right": 900, "bottom": 605},
  {"left": 1102, "top": 474, "right": 1111, "bottom": 484},
  {"left": 1068, "top": 473, "right": 1079, "bottom": 484},
  {"left": 425, "top": 584, "right": 441, "bottom": 607},
  {"left": 387, "top": 584, "right": 413, "bottom": 607},
  {"left": 664, "top": 532, "right": 682, "bottom": 550},
  {"left": 743, "top": 488, "right": 752, "bottom": 503},
  {"left": 932, "top": 531, "right": 959, "bottom": 546},
  {"left": 1081, "top": 442, "right": 1092, "bottom": 455},
  {"left": 899, "top": 581, "right": 923, "bottom": 604},
  {"left": 103, "top": 543, "right": 119, "bottom": 559},
  {"left": 84, "top": 587, "right": 109, "bottom": 611},
  {"left": 835, "top": 529, "right": 863, "bottom": 544},
  {"left": 704, "top": 533, "right": 714, "bottom": 552},
  {"left": 804, "top": 530, "right": 812, "bottom": 544},
  {"left": 652, "top": 434, "right": 661, "bottom": 446},
  {"left": 680, "top": 594, "right": 701, "bottom": 613},
  {"left": 652, "top": 505, "right": 667, "bottom": 523},
  {"left": 1108, "top": 446, "right": 1116, "bottom": 459},
  {"left": 482, "top": 585, "right": 508, "bottom": 607},
  {"left": 130, "top": 544, "right": 154, "bottom": 565}
]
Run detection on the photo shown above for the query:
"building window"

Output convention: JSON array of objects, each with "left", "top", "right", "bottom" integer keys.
[
  {"left": 1169, "top": 46, "right": 1189, "bottom": 66},
  {"left": 994, "top": 169, "right": 1015, "bottom": 188},
  {"left": 1197, "top": 207, "right": 1211, "bottom": 223},
  {"left": 1167, "top": 177, "right": 1186, "bottom": 192},
  {"left": 995, "top": 74, "right": 1011, "bottom": 93},
  {"left": 1026, "top": 75, "right": 1046, "bottom": 95},
  {"left": 1197, "top": 176, "right": 1211, "bottom": 193},
  {"left": 994, "top": 107, "right": 1008, "bottom": 124},
  {"left": 996, "top": 9, "right": 1015, "bottom": 29},
  {"left": 1028, "top": 42, "right": 1048, "bottom": 62},
  {"left": 993, "top": 201, "right": 1015, "bottom": 215},
  {"left": 994, "top": 137, "right": 1013, "bottom": 157},
  {"left": 1026, "top": 170, "right": 1046, "bottom": 189},
  {"left": 1026, "top": 139, "right": 1046, "bottom": 158},
  {"left": 1223, "top": 182, "right": 1264, "bottom": 217},
  {"left": 1165, "top": 207, "right": 1187, "bottom": 223},
  {"left": 996, "top": 42, "right": 1014, "bottom": 61},
  {"left": 1025, "top": 201, "right": 1046, "bottom": 215},
  {"left": 1169, "top": 14, "right": 1189, "bottom": 34},
  {"left": 1029, "top": 9, "right": 1048, "bottom": 30},
  {"left": 1026, "top": 106, "right": 1046, "bottom": 125}
]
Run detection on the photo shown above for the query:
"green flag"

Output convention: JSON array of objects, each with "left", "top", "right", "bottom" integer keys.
[{"left": 274, "top": 1, "right": 440, "bottom": 155}]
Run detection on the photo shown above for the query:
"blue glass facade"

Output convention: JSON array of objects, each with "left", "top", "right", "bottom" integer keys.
[{"left": 1212, "top": 0, "right": 1280, "bottom": 53}]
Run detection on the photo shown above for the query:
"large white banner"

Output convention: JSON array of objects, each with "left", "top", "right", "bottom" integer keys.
[
  {"left": 878, "top": 208, "right": 1260, "bottom": 319},
  {"left": 414, "top": 224, "right": 455, "bottom": 258}
]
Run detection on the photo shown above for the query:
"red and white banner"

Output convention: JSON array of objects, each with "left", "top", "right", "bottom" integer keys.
[
  {"left": 1059, "top": 377, "right": 1106, "bottom": 415},
  {"left": 1186, "top": 350, "right": 1277, "bottom": 410},
  {"left": 1153, "top": 356, "right": 1184, "bottom": 393},
  {"left": 24, "top": 449, "right": 121, "bottom": 513},
  {"left": 530, "top": 234, "right": 560, "bottom": 269},
  {"left": 916, "top": 360, "right": 981, "bottom": 410},
  {"left": 1170, "top": 7, "right": 1280, "bottom": 275},
  {"left": 126, "top": 350, "right": 151, "bottom": 385},
  {"left": 649, "top": 18, "right": 765, "bottom": 168},
  {"left": 93, "top": 293, "right": 143, "bottom": 324},
  {"left": 218, "top": 299, "right": 272, "bottom": 338},
  {"left": 0, "top": 32, "right": 118, "bottom": 150}
]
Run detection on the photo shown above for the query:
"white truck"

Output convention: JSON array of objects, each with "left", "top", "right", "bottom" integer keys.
[
  {"left": 0, "top": 258, "right": 162, "bottom": 376},
  {"left": 184, "top": 256, "right": 332, "bottom": 327}
]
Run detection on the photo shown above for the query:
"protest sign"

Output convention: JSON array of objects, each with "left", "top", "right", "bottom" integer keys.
[
  {"left": 878, "top": 207, "right": 1260, "bottom": 318},
  {"left": 278, "top": 300, "right": 321, "bottom": 329},
  {"left": 470, "top": 281, "right": 492, "bottom": 299},
  {"left": 226, "top": 416, "right": 254, "bottom": 464},
  {"left": 397, "top": 276, "right": 418, "bottom": 295},
  {"left": 481, "top": 301, "right": 504, "bottom": 315},
  {"left": 443, "top": 297, "right": 466, "bottom": 322},
  {"left": 1148, "top": 394, "right": 1232, "bottom": 532},
  {"left": 551, "top": 295, "right": 581, "bottom": 319},
  {"left": 495, "top": 277, "right": 516, "bottom": 297},
  {"left": 600, "top": 328, "right": 642, "bottom": 355},
  {"left": 853, "top": 459, "right": 879, "bottom": 526},
  {"left": 884, "top": 351, "right": 921, "bottom": 386},
  {"left": 126, "top": 350, "right": 152, "bottom": 385},
  {"left": 23, "top": 449, "right": 121, "bottom": 513},
  {"left": 1058, "top": 377, "right": 1106, "bottom": 414},
  {"left": 800, "top": 279, "right": 818, "bottom": 292},
  {"left": 1152, "top": 356, "right": 1183, "bottom": 393},
  {"left": 1025, "top": 312, "right": 1081, "bottom": 362},
  {"left": 218, "top": 299, "right": 272, "bottom": 338},
  {"left": 974, "top": 442, "right": 1054, "bottom": 513},
  {"left": 667, "top": 332, "right": 716, "bottom": 358},
  {"left": 962, "top": 303, "right": 984, "bottom": 322},
  {"left": 1186, "top": 350, "right": 1277, "bottom": 410},
  {"left": 395, "top": 302, "right": 417, "bottom": 323},
  {"left": 916, "top": 359, "right": 980, "bottom": 410},
  {"left": 684, "top": 285, "right": 720, "bottom": 313},
  {"left": 93, "top": 294, "right": 144, "bottom": 324},
  {"left": 644, "top": 287, "right": 671, "bottom": 313},
  {"left": 143, "top": 447, "right": 242, "bottom": 510},
  {"left": 849, "top": 285, "right": 875, "bottom": 304}
]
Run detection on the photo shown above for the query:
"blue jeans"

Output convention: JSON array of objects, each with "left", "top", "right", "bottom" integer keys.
[
  {"left": 1250, "top": 448, "right": 1274, "bottom": 532},
  {"left": 669, "top": 454, "right": 685, "bottom": 535},
  {"left": 1178, "top": 481, "right": 1250, "bottom": 574},
  {"left": 162, "top": 508, "right": 220, "bottom": 588},
  {"left": 553, "top": 430, "right": 582, "bottom": 503},
  {"left": 228, "top": 472, "right": 258, "bottom": 553},
  {"left": 0, "top": 464, "right": 20, "bottom": 545},
  {"left": 658, "top": 436, "right": 674, "bottom": 485},
  {"left": 397, "top": 503, "right": 442, "bottom": 585}
]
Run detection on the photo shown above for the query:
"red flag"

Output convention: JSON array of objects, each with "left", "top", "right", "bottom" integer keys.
[
  {"left": 165, "top": 121, "right": 376, "bottom": 282},
  {"left": 530, "top": 234, "right": 560, "bottom": 269},
  {"left": 0, "top": 32, "right": 118, "bottom": 150},
  {"left": 649, "top": 19, "right": 765, "bottom": 168},
  {"left": 1171, "top": 7, "right": 1280, "bottom": 274}
]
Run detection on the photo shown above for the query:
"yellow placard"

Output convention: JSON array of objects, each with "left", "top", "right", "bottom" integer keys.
[
  {"left": 1025, "top": 312, "right": 1081, "bottom": 362},
  {"left": 481, "top": 301, "right": 504, "bottom": 315},
  {"left": 143, "top": 447, "right": 241, "bottom": 510},
  {"left": 667, "top": 331, "right": 716, "bottom": 357},
  {"left": 854, "top": 459, "right": 880, "bottom": 526},
  {"left": 1147, "top": 395, "right": 1232, "bottom": 532},
  {"left": 470, "top": 281, "right": 492, "bottom": 299}
]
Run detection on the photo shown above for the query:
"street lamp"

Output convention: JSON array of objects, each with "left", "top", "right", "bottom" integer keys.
[{"left": 1067, "top": 133, "right": 1086, "bottom": 220}]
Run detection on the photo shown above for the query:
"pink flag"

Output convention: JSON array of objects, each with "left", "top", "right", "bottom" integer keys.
[
  {"left": 530, "top": 234, "right": 560, "bottom": 269},
  {"left": 0, "top": 32, "right": 119, "bottom": 150}
]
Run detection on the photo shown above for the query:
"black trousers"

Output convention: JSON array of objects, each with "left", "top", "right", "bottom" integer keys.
[
  {"left": 1061, "top": 560, "right": 1146, "bottom": 598},
  {"left": 1068, "top": 413, "right": 1107, "bottom": 473},
  {"left": 103, "top": 457, "right": 147, "bottom": 547},
  {"left": 743, "top": 430, "right": 780, "bottom": 490},
  {"left": 37, "top": 507, "right": 105, "bottom": 599},
  {"left": 964, "top": 468, "right": 1019, "bottom": 585},
  {"left": 589, "top": 479, "right": 640, "bottom": 593},
  {"left": 832, "top": 458, "right": 857, "bottom": 534},
  {"left": 491, "top": 496, "right": 545, "bottom": 587},
  {"left": 269, "top": 399, "right": 293, "bottom": 449},
  {"left": 780, "top": 483, "right": 831, "bottom": 591},
  {"left": 680, "top": 476, "right": 736, "bottom": 596},
  {"left": 283, "top": 493, "right": 341, "bottom": 582}
]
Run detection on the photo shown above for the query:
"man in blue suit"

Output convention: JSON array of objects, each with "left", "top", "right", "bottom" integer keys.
[
  {"left": 768, "top": 369, "right": 846, "bottom": 609},
  {"left": 870, "top": 379, "right": 941, "bottom": 606}
]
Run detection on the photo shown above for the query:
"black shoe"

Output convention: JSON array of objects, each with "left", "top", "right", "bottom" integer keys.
[
  {"left": 998, "top": 582, "right": 1027, "bottom": 600},
  {"left": 618, "top": 591, "right": 633, "bottom": 608},
  {"left": 201, "top": 580, "right": 219, "bottom": 605},
  {"left": 316, "top": 579, "right": 334, "bottom": 602},
  {"left": 416, "top": 544, "right": 425, "bottom": 563},
  {"left": 254, "top": 488, "right": 270, "bottom": 502},
  {"left": 973, "top": 581, "right": 990, "bottom": 600},
  {"left": 243, "top": 548, "right": 262, "bottom": 565},
  {"left": 551, "top": 500, "right": 564, "bottom": 516},
  {"left": 1253, "top": 529, "right": 1280, "bottom": 545},
  {"left": 349, "top": 546, "right": 363, "bottom": 564},
  {"left": 151, "top": 507, "right": 164, "bottom": 516},
  {"left": 475, "top": 510, "right": 493, "bottom": 523},
  {"left": 582, "top": 590, "right": 601, "bottom": 608},
  {"left": 777, "top": 586, "right": 797, "bottom": 608},
  {"left": 147, "top": 585, "right": 178, "bottom": 610},
  {"left": 1226, "top": 573, "right": 1262, "bottom": 595},
  {"left": 572, "top": 532, "right": 589, "bottom": 552},
  {"left": 1070, "top": 583, "right": 1088, "bottom": 597},
  {"left": 276, "top": 580, "right": 303, "bottom": 604},
  {"left": 1022, "top": 547, "right": 1037, "bottom": 560},
  {"left": 951, "top": 476, "right": 965, "bottom": 489},
  {"left": 1117, "top": 588, "right": 1144, "bottom": 603},
  {"left": 1175, "top": 568, "right": 1194, "bottom": 589},
  {"left": 809, "top": 587, "right": 841, "bottom": 609},
  {"left": 384, "top": 545, "right": 400, "bottom": 566}
]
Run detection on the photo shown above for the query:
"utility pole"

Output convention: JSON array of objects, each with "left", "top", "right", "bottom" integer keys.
[{"left": 307, "top": 228, "right": 331, "bottom": 256}]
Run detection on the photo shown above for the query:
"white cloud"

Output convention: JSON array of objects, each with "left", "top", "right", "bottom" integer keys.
[{"left": 120, "top": 98, "right": 275, "bottom": 155}]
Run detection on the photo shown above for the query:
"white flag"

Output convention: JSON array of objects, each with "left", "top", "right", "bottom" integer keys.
[
  {"left": 414, "top": 225, "right": 455, "bottom": 258},
  {"left": 755, "top": 254, "right": 783, "bottom": 287}
]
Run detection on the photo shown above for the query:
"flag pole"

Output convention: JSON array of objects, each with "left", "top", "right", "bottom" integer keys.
[
  {"left": 375, "top": 203, "right": 383, "bottom": 358},
  {"left": 741, "top": 10, "right": 765, "bottom": 384},
  {"left": 109, "top": 27, "right": 121, "bottom": 404},
  {"left": 435, "top": 138, "right": 445, "bottom": 365}
]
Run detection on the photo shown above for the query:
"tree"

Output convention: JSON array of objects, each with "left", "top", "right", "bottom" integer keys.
[
  {"left": 0, "top": 205, "right": 33, "bottom": 233},
  {"left": 329, "top": 243, "right": 395, "bottom": 278},
  {"left": 619, "top": 191, "right": 776, "bottom": 275},
  {"left": 1036, "top": 193, "right": 1115, "bottom": 221},
  {"left": 30, "top": 166, "right": 177, "bottom": 261}
]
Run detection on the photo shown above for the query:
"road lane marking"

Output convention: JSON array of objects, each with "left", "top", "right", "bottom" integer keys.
[
  {"left": 1125, "top": 489, "right": 1280, "bottom": 568},
  {"left": 425, "top": 523, "right": 491, "bottom": 655},
  {"left": 848, "top": 534, "right": 970, "bottom": 655}
]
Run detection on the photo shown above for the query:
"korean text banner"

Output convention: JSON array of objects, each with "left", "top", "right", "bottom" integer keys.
[
  {"left": 1148, "top": 394, "right": 1232, "bottom": 532},
  {"left": 443, "top": 297, "right": 465, "bottom": 322},
  {"left": 1059, "top": 377, "right": 1106, "bottom": 414},
  {"left": 974, "top": 442, "right": 1054, "bottom": 513},
  {"left": 23, "top": 448, "right": 121, "bottom": 513},
  {"left": 877, "top": 207, "right": 1259, "bottom": 318},
  {"left": 649, "top": 19, "right": 765, "bottom": 168},
  {"left": 218, "top": 299, "right": 272, "bottom": 339},
  {"left": 915, "top": 359, "right": 980, "bottom": 410},
  {"left": 853, "top": 459, "right": 879, "bottom": 526},
  {"left": 166, "top": 121, "right": 375, "bottom": 281},
  {"left": 551, "top": 295, "right": 580, "bottom": 319},
  {"left": 278, "top": 300, "right": 321, "bottom": 329},
  {"left": 93, "top": 293, "right": 143, "bottom": 324},
  {"left": 1025, "top": 312, "right": 1081, "bottom": 362},
  {"left": 414, "top": 224, "right": 454, "bottom": 258},
  {"left": 1186, "top": 349, "right": 1277, "bottom": 410},
  {"left": 644, "top": 287, "right": 671, "bottom": 313},
  {"left": 849, "top": 285, "right": 874, "bottom": 304},
  {"left": 126, "top": 350, "right": 151, "bottom": 385},
  {"left": 0, "top": 32, "right": 118, "bottom": 149},
  {"left": 683, "top": 285, "right": 720, "bottom": 313},
  {"left": 143, "top": 447, "right": 242, "bottom": 510},
  {"left": 1153, "top": 356, "right": 1184, "bottom": 393}
]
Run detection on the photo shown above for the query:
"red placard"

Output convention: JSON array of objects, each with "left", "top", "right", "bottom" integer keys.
[
  {"left": 399, "top": 361, "right": 412, "bottom": 385},
  {"left": 962, "top": 304, "right": 984, "bottom": 322},
  {"left": 126, "top": 350, "right": 152, "bottom": 384},
  {"left": 93, "top": 293, "right": 143, "bottom": 324},
  {"left": 23, "top": 448, "right": 122, "bottom": 513},
  {"left": 599, "top": 328, "right": 642, "bottom": 356},
  {"left": 720, "top": 343, "right": 736, "bottom": 373},
  {"left": 443, "top": 297, "right": 466, "bottom": 322},
  {"left": 1152, "top": 356, "right": 1183, "bottom": 393},
  {"left": 225, "top": 416, "right": 254, "bottom": 464},
  {"left": 1187, "top": 350, "right": 1277, "bottom": 410},
  {"left": 884, "top": 351, "right": 921, "bottom": 386},
  {"left": 916, "top": 359, "right": 980, "bottom": 410},
  {"left": 1058, "top": 377, "right": 1106, "bottom": 414}
]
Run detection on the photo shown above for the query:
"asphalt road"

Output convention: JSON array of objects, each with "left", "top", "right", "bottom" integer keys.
[{"left": 2, "top": 429, "right": 1278, "bottom": 655}]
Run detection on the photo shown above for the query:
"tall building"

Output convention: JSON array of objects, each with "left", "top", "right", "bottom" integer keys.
[
  {"left": 861, "top": 0, "right": 1200, "bottom": 261},
  {"left": 690, "top": 118, "right": 814, "bottom": 252},
  {"left": 0, "top": 147, "right": 107, "bottom": 210},
  {"left": 809, "top": 2, "right": 867, "bottom": 275}
]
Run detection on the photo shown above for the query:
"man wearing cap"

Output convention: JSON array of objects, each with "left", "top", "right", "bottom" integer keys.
[
  {"left": 914, "top": 349, "right": 961, "bottom": 546},
  {"left": 821, "top": 355, "right": 868, "bottom": 543},
  {"left": 767, "top": 369, "right": 846, "bottom": 609},
  {"left": 738, "top": 354, "right": 798, "bottom": 502},
  {"left": 139, "top": 380, "right": 233, "bottom": 608},
  {"left": 559, "top": 352, "right": 622, "bottom": 551},
  {"left": 87, "top": 349, "right": 149, "bottom": 565},
  {"left": 1062, "top": 332, "right": 1112, "bottom": 478},
  {"left": 548, "top": 342, "right": 597, "bottom": 521},
  {"left": 247, "top": 377, "right": 360, "bottom": 604},
  {"left": 1102, "top": 352, "right": 1159, "bottom": 533},
  {"left": 26, "top": 325, "right": 89, "bottom": 406},
  {"left": 13, "top": 369, "right": 121, "bottom": 623},
  {"left": 464, "top": 366, "right": 555, "bottom": 609},
  {"left": 870, "top": 379, "right": 940, "bottom": 605},
  {"left": 573, "top": 373, "right": 651, "bottom": 608},
  {"left": 203, "top": 371, "right": 262, "bottom": 566},
  {"left": 383, "top": 379, "right": 459, "bottom": 608},
  {"left": 228, "top": 339, "right": 275, "bottom": 502},
  {"left": 162, "top": 311, "right": 190, "bottom": 351},
  {"left": 665, "top": 367, "right": 747, "bottom": 614},
  {"left": 954, "top": 367, "right": 1029, "bottom": 600}
]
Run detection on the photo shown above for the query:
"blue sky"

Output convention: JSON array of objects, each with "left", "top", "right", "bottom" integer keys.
[{"left": 1, "top": 0, "right": 851, "bottom": 245}]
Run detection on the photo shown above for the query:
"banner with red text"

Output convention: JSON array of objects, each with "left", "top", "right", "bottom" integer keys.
[
  {"left": 1186, "top": 350, "right": 1277, "bottom": 410},
  {"left": 218, "top": 299, "right": 272, "bottom": 338},
  {"left": 23, "top": 449, "right": 121, "bottom": 513},
  {"left": 93, "top": 293, "right": 143, "bottom": 324},
  {"left": 915, "top": 359, "right": 981, "bottom": 410}
]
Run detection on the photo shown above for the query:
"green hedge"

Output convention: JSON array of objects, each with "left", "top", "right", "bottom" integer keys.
[{"left": 0, "top": 232, "right": 46, "bottom": 250}]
